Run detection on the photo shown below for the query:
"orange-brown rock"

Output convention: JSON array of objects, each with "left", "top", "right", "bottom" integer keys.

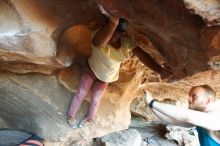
[
  {"left": 1, "top": 0, "right": 220, "bottom": 79},
  {"left": 0, "top": 0, "right": 102, "bottom": 74},
  {"left": 99, "top": 0, "right": 220, "bottom": 80},
  {"left": 1, "top": 0, "right": 220, "bottom": 145},
  {"left": 56, "top": 25, "right": 92, "bottom": 67}
]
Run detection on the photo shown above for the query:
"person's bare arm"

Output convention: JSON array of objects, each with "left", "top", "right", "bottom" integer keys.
[
  {"left": 132, "top": 47, "right": 171, "bottom": 79},
  {"left": 153, "top": 102, "right": 220, "bottom": 130},
  {"left": 92, "top": 16, "right": 119, "bottom": 48},
  {"left": 151, "top": 109, "right": 194, "bottom": 128},
  {"left": 143, "top": 91, "right": 193, "bottom": 127},
  {"left": 144, "top": 90, "right": 220, "bottom": 130},
  {"left": 132, "top": 47, "right": 162, "bottom": 72}
]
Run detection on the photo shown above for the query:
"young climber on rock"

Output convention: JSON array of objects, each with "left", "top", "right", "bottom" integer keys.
[{"left": 67, "top": 9, "right": 172, "bottom": 128}]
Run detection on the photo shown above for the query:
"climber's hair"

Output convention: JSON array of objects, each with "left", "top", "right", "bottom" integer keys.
[
  {"left": 116, "top": 18, "right": 128, "bottom": 32},
  {"left": 104, "top": 17, "right": 128, "bottom": 32}
]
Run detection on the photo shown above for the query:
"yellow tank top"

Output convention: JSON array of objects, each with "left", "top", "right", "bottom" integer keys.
[{"left": 88, "top": 36, "right": 136, "bottom": 83}]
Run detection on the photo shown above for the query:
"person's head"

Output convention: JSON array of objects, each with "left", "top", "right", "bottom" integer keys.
[
  {"left": 110, "top": 18, "right": 128, "bottom": 43},
  {"left": 116, "top": 18, "right": 128, "bottom": 33},
  {"left": 188, "top": 84, "right": 216, "bottom": 111},
  {"left": 104, "top": 17, "right": 128, "bottom": 32}
]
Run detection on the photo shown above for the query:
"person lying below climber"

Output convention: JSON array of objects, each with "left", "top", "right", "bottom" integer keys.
[
  {"left": 144, "top": 84, "right": 220, "bottom": 146},
  {"left": 67, "top": 13, "right": 172, "bottom": 128}
]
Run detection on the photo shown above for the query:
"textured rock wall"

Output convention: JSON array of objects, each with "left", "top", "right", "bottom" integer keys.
[
  {"left": 1, "top": 0, "right": 220, "bottom": 78},
  {"left": 0, "top": 0, "right": 102, "bottom": 74},
  {"left": 184, "top": 0, "right": 220, "bottom": 26},
  {"left": 129, "top": 56, "right": 220, "bottom": 120},
  {"left": 0, "top": 65, "right": 143, "bottom": 144},
  {"left": 1, "top": 0, "right": 220, "bottom": 144},
  {"left": 99, "top": 0, "right": 220, "bottom": 80}
]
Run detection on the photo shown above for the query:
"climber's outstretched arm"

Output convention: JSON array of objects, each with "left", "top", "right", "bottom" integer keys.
[
  {"left": 92, "top": 15, "right": 119, "bottom": 48},
  {"left": 132, "top": 47, "right": 171, "bottom": 79}
]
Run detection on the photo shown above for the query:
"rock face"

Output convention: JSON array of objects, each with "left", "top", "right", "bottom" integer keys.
[
  {"left": 130, "top": 82, "right": 189, "bottom": 121},
  {"left": 129, "top": 120, "right": 178, "bottom": 146},
  {"left": 184, "top": 0, "right": 220, "bottom": 26},
  {"left": 165, "top": 125, "right": 200, "bottom": 146},
  {"left": 100, "top": 129, "right": 142, "bottom": 146},
  {"left": 0, "top": 72, "right": 72, "bottom": 142},
  {"left": 0, "top": 0, "right": 102, "bottom": 74},
  {"left": 99, "top": 0, "right": 220, "bottom": 80},
  {"left": 1, "top": 0, "right": 220, "bottom": 78},
  {"left": 0, "top": 68, "right": 142, "bottom": 144},
  {"left": 1, "top": 0, "right": 220, "bottom": 145}
]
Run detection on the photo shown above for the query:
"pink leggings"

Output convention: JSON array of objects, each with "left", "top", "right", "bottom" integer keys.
[{"left": 68, "top": 67, "right": 108, "bottom": 120}]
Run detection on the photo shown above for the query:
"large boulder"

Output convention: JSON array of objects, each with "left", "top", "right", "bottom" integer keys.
[
  {"left": 0, "top": 0, "right": 102, "bottom": 74},
  {"left": 100, "top": 129, "right": 142, "bottom": 146},
  {"left": 165, "top": 125, "right": 200, "bottom": 146},
  {"left": 0, "top": 63, "right": 143, "bottom": 144}
]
